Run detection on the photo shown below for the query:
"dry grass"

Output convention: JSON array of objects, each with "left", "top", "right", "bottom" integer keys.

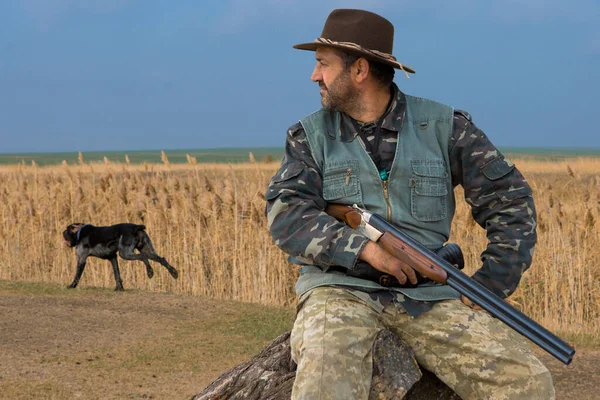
[
  {"left": 0, "top": 158, "right": 294, "bottom": 306},
  {"left": 452, "top": 158, "right": 600, "bottom": 342},
  {"left": 0, "top": 156, "right": 598, "bottom": 342}
]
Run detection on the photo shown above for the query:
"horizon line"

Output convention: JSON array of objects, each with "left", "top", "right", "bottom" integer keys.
[{"left": 2, "top": 145, "right": 600, "bottom": 156}]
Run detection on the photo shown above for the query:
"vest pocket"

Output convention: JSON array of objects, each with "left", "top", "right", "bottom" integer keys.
[
  {"left": 410, "top": 159, "right": 448, "bottom": 222},
  {"left": 322, "top": 160, "right": 362, "bottom": 205}
]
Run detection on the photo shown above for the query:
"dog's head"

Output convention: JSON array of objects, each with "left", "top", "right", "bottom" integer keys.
[{"left": 63, "top": 223, "right": 85, "bottom": 247}]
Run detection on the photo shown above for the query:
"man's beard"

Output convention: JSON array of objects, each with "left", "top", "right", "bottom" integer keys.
[{"left": 320, "top": 70, "right": 360, "bottom": 114}]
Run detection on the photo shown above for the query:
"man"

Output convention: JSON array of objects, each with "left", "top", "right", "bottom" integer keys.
[{"left": 266, "top": 8, "right": 554, "bottom": 400}]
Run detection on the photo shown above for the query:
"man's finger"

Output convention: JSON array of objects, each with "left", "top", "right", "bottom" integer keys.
[
  {"left": 400, "top": 264, "right": 418, "bottom": 285},
  {"left": 461, "top": 295, "right": 483, "bottom": 310},
  {"left": 387, "top": 265, "right": 418, "bottom": 286},
  {"left": 461, "top": 295, "right": 472, "bottom": 307},
  {"left": 392, "top": 269, "right": 407, "bottom": 284}
]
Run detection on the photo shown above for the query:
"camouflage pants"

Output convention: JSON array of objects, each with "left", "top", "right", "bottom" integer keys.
[{"left": 290, "top": 286, "right": 554, "bottom": 400}]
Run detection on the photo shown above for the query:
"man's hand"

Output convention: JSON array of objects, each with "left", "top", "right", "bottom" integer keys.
[
  {"left": 358, "top": 241, "right": 418, "bottom": 285},
  {"left": 461, "top": 295, "right": 483, "bottom": 310}
]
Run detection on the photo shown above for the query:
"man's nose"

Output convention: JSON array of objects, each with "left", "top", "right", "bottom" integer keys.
[{"left": 311, "top": 66, "right": 321, "bottom": 82}]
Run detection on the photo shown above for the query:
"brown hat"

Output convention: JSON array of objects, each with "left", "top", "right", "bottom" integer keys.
[{"left": 293, "top": 9, "right": 415, "bottom": 74}]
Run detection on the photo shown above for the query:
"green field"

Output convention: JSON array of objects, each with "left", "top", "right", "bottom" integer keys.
[
  {"left": 0, "top": 148, "right": 284, "bottom": 166},
  {"left": 501, "top": 147, "right": 600, "bottom": 160},
  {"left": 1, "top": 146, "right": 599, "bottom": 166}
]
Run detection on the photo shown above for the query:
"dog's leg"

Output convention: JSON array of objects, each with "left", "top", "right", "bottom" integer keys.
[
  {"left": 67, "top": 259, "right": 87, "bottom": 289},
  {"left": 145, "top": 261, "right": 154, "bottom": 279},
  {"left": 110, "top": 257, "right": 125, "bottom": 291},
  {"left": 147, "top": 253, "right": 179, "bottom": 279},
  {"left": 118, "top": 237, "right": 155, "bottom": 279},
  {"left": 138, "top": 233, "right": 179, "bottom": 279}
]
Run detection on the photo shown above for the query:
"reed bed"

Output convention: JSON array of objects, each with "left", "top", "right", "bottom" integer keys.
[{"left": 0, "top": 156, "right": 598, "bottom": 341}]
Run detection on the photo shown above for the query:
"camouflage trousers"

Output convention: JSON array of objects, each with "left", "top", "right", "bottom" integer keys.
[{"left": 290, "top": 286, "right": 554, "bottom": 400}]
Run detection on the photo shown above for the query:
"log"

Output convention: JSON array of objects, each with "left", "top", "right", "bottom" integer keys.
[{"left": 192, "top": 330, "right": 459, "bottom": 400}]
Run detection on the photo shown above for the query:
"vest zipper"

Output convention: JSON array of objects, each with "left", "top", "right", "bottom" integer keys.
[
  {"left": 355, "top": 134, "right": 393, "bottom": 221},
  {"left": 382, "top": 179, "right": 392, "bottom": 220}
]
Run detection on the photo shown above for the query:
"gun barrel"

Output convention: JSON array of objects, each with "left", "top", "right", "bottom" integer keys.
[
  {"left": 447, "top": 278, "right": 573, "bottom": 365},
  {"left": 368, "top": 213, "right": 575, "bottom": 365}
]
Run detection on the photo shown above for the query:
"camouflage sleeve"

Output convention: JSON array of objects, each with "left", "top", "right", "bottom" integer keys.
[
  {"left": 265, "top": 123, "right": 369, "bottom": 269},
  {"left": 449, "top": 111, "right": 537, "bottom": 299}
]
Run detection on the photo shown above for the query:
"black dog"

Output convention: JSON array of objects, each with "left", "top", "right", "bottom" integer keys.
[{"left": 63, "top": 223, "right": 179, "bottom": 291}]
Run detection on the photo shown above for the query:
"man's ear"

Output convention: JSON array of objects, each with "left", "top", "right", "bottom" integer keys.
[{"left": 354, "top": 58, "right": 370, "bottom": 83}]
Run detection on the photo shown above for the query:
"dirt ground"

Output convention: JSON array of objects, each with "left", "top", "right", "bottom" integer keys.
[{"left": 0, "top": 280, "right": 597, "bottom": 400}]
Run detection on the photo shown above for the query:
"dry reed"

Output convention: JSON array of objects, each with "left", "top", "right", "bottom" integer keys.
[{"left": 0, "top": 157, "right": 598, "bottom": 341}]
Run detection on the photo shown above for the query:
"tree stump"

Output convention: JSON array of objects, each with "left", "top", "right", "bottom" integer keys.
[{"left": 192, "top": 330, "right": 459, "bottom": 400}]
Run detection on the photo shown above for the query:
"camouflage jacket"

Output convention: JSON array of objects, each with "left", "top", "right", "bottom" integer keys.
[{"left": 266, "top": 84, "right": 537, "bottom": 300}]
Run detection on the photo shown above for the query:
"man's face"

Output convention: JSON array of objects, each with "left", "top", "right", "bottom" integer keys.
[{"left": 311, "top": 47, "right": 359, "bottom": 113}]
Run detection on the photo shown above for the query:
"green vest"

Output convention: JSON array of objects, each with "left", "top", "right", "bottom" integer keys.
[{"left": 295, "top": 94, "right": 461, "bottom": 302}]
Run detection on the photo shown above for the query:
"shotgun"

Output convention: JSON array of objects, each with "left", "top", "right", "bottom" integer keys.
[{"left": 325, "top": 203, "right": 575, "bottom": 365}]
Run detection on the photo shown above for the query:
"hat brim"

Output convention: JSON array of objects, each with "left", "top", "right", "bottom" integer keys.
[{"left": 293, "top": 42, "right": 415, "bottom": 74}]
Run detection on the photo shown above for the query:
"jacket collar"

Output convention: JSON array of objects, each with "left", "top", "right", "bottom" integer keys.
[{"left": 338, "top": 83, "right": 406, "bottom": 142}]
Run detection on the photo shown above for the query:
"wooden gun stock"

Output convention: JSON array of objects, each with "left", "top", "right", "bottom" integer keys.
[
  {"left": 378, "top": 232, "right": 448, "bottom": 284},
  {"left": 325, "top": 204, "right": 362, "bottom": 229},
  {"left": 325, "top": 204, "right": 448, "bottom": 284}
]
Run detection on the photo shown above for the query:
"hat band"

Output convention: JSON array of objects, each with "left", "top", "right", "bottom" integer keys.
[
  {"left": 314, "top": 37, "right": 411, "bottom": 77},
  {"left": 315, "top": 37, "right": 397, "bottom": 62}
]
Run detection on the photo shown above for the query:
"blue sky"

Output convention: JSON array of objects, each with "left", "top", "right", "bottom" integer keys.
[{"left": 1, "top": 0, "right": 599, "bottom": 153}]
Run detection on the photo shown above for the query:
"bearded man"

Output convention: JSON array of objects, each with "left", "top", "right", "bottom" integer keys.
[{"left": 266, "top": 8, "right": 554, "bottom": 400}]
